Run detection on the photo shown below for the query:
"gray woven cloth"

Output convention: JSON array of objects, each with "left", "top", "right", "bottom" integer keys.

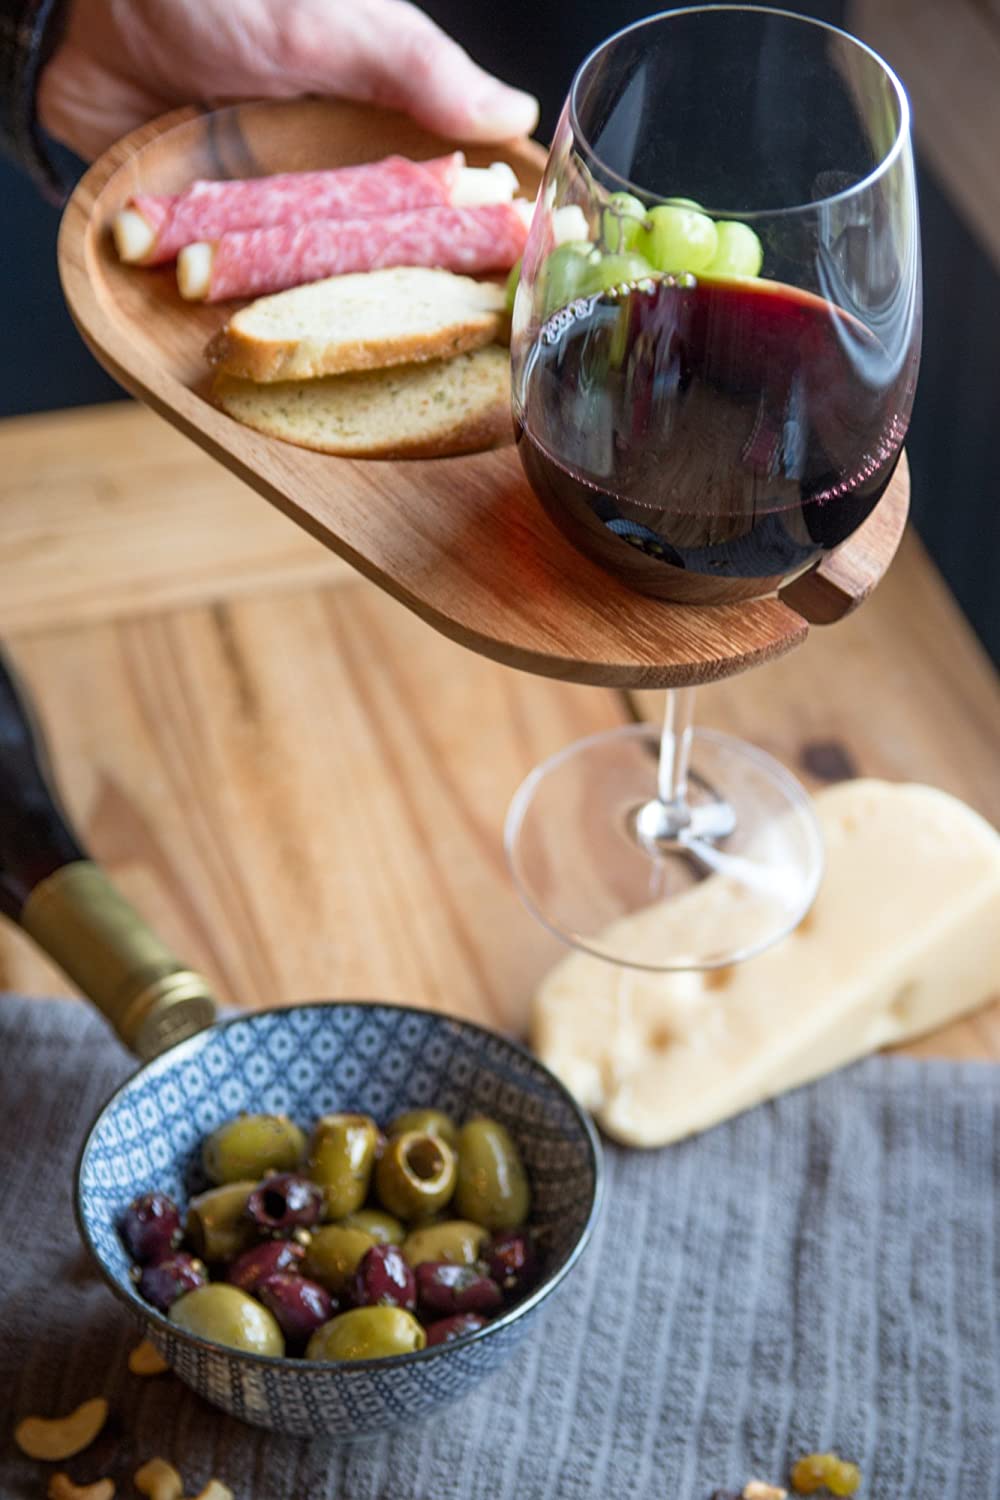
[{"left": 1, "top": 995, "right": 998, "bottom": 1500}]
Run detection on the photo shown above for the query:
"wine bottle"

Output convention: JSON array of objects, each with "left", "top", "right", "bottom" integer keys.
[{"left": 0, "top": 650, "right": 217, "bottom": 1058}]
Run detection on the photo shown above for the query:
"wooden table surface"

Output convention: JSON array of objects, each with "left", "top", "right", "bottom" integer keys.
[{"left": 1, "top": 402, "right": 998, "bottom": 1060}]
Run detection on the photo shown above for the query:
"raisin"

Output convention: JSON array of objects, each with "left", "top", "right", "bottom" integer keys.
[
  {"left": 790, "top": 1454, "right": 833, "bottom": 1494},
  {"left": 828, "top": 1460, "right": 861, "bottom": 1496}
]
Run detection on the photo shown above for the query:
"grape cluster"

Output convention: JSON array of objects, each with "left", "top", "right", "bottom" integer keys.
[{"left": 514, "top": 188, "right": 764, "bottom": 322}]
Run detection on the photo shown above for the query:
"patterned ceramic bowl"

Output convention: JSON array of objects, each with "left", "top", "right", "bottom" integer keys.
[{"left": 75, "top": 1002, "right": 602, "bottom": 1438}]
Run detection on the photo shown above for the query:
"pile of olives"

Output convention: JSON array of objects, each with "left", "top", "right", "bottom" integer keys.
[{"left": 119, "top": 1108, "right": 540, "bottom": 1362}]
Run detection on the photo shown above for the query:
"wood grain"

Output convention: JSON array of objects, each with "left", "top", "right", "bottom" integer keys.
[
  {"left": 0, "top": 462, "right": 995, "bottom": 1059},
  {"left": 0, "top": 585, "right": 613, "bottom": 1026},
  {"left": 57, "top": 96, "right": 908, "bottom": 688},
  {"left": 849, "top": 0, "right": 1000, "bottom": 270},
  {"left": 0, "top": 402, "right": 350, "bottom": 633}
]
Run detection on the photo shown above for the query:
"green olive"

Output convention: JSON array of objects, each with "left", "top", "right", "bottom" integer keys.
[
  {"left": 308, "top": 1113, "right": 378, "bottom": 1220},
  {"left": 304, "top": 1224, "right": 376, "bottom": 1296},
  {"left": 201, "top": 1113, "right": 306, "bottom": 1185},
  {"left": 306, "top": 1306, "right": 426, "bottom": 1362},
  {"left": 336, "top": 1208, "right": 405, "bottom": 1245},
  {"left": 387, "top": 1109, "right": 458, "bottom": 1149},
  {"left": 401, "top": 1219, "right": 489, "bottom": 1268},
  {"left": 375, "top": 1131, "right": 457, "bottom": 1222},
  {"left": 455, "top": 1117, "right": 531, "bottom": 1230},
  {"left": 169, "top": 1284, "right": 284, "bottom": 1357},
  {"left": 185, "top": 1180, "right": 257, "bottom": 1262}
]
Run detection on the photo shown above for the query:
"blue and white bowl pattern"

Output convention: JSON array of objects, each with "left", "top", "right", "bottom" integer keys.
[{"left": 76, "top": 1003, "right": 602, "bottom": 1437}]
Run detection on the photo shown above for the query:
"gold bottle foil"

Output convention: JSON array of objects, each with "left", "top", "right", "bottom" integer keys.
[{"left": 21, "top": 862, "right": 217, "bottom": 1059}]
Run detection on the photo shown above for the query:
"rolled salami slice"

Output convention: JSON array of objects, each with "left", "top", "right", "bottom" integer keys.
[
  {"left": 114, "top": 154, "right": 517, "bottom": 266},
  {"left": 178, "top": 201, "right": 532, "bottom": 302}
]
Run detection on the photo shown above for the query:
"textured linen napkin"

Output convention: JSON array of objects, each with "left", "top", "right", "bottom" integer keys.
[{"left": 1, "top": 994, "right": 998, "bottom": 1500}]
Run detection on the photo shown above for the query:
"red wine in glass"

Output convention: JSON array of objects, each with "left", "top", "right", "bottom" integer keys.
[{"left": 516, "top": 274, "right": 916, "bottom": 602}]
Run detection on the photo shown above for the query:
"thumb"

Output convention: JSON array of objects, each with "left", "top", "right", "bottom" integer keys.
[{"left": 307, "top": 0, "right": 540, "bottom": 143}]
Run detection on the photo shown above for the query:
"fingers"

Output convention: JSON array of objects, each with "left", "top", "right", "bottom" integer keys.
[
  {"left": 285, "top": 0, "right": 540, "bottom": 142},
  {"left": 381, "top": 4, "right": 540, "bottom": 141},
  {"left": 37, "top": 44, "right": 174, "bottom": 159}
]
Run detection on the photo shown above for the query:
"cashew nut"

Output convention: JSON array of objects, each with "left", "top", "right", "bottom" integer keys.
[
  {"left": 744, "top": 1484, "right": 788, "bottom": 1500},
  {"left": 134, "top": 1459, "right": 183, "bottom": 1500},
  {"left": 13, "top": 1397, "right": 110, "bottom": 1461},
  {"left": 128, "top": 1340, "right": 169, "bottom": 1376},
  {"left": 48, "top": 1476, "right": 115, "bottom": 1500},
  {"left": 187, "top": 1484, "right": 234, "bottom": 1500}
]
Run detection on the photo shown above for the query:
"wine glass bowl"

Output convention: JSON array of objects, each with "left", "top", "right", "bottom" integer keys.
[
  {"left": 505, "top": 6, "right": 922, "bottom": 972},
  {"left": 511, "top": 5, "right": 921, "bottom": 605}
]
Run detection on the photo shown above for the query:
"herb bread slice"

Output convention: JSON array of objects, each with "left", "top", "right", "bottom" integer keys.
[
  {"left": 205, "top": 266, "right": 506, "bottom": 382},
  {"left": 212, "top": 345, "right": 511, "bottom": 459}
]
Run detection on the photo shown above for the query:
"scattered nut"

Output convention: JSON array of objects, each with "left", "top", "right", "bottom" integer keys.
[
  {"left": 134, "top": 1458, "right": 183, "bottom": 1500},
  {"left": 48, "top": 1476, "right": 115, "bottom": 1500},
  {"left": 128, "top": 1340, "right": 169, "bottom": 1376},
  {"left": 744, "top": 1484, "right": 788, "bottom": 1500},
  {"left": 13, "top": 1397, "right": 110, "bottom": 1461},
  {"left": 187, "top": 1484, "right": 234, "bottom": 1500}
]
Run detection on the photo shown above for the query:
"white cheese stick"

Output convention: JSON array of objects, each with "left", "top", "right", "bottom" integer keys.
[
  {"left": 450, "top": 162, "right": 519, "bottom": 206},
  {"left": 177, "top": 243, "right": 213, "bottom": 301},
  {"left": 550, "top": 204, "right": 591, "bottom": 244},
  {"left": 112, "top": 208, "right": 157, "bottom": 264},
  {"left": 533, "top": 780, "right": 1000, "bottom": 1148}
]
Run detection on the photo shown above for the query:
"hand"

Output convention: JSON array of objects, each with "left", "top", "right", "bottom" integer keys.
[{"left": 38, "top": 0, "right": 539, "bottom": 161}]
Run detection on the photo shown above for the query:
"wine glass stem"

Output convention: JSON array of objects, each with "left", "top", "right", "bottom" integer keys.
[{"left": 657, "top": 687, "right": 696, "bottom": 816}]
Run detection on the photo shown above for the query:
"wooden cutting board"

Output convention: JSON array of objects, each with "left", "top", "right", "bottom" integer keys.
[
  {"left": 0, "top": 402, "right": 995, "bottom": 1058},
  {"left": 58, "top": 95, "right": 908, "bottom": 689}
]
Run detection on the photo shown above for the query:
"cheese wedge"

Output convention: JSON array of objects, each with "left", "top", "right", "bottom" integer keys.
[{"left": 532, "top": 780, "right": 1000, "bottom": 1148}]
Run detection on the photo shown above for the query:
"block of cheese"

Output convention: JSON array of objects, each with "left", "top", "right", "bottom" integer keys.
[{"left": 532, "top": 780, "right": 1000, "bottom": 1148}]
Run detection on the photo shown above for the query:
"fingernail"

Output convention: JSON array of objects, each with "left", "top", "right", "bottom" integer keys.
[{"left": 472, "top": 82, "right": 540, "bottom": 136}]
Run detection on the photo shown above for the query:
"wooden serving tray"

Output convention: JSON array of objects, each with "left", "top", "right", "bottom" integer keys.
[{"left": 58, "top": 97, "right": 909, "bottom": 689}]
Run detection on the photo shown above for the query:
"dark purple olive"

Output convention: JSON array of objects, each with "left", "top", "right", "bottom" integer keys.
[
  {"left": 425, "top": 1312, "right": 488, "bottom": 1346},
  {"left": 256, "top": 1272, "right": 333, "bottom": 1345},
  {"left": 415, "top": 1261, "right": 503, "bottom": 1316},
  {"left": 120, "top": 1192, "right": 182, "bottom": 1265},
  {"left": 227, "top": 1238, "right": 307, "bottom": 1292},
  {"left": 138, "top": 1251, "right": 208, "bottom": 1312},
  {"left": 486, "top": 1230, "right": 539, "bottom": 1301},
  {"left": 352, "top": 1244, "right": 417, "bottom": 1311},
  {"left": 246, "top": 1173, "right": 324, "bottom": 1234}
]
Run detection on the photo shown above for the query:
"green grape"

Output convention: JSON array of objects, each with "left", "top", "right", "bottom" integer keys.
[
  {"left": 505, "top": 257, "right": 522, "bottom": 314},
  {"left": 601, "top": 191, "right": 646, "bottom": 253},
  {"left": 541, "top": 241, "right": 598, "bottom": 315},
  {"left": 636, "top": 204, "right": 718, "bottom": 273},
  {"left": 580, "top": 250, "right": 655, "bottom": 296},
  {"left": 704, "top": 220, "right": 764, "bottom": 278},
  {"left": 666, "top": 197, "right": 703, "bottom": 210}
]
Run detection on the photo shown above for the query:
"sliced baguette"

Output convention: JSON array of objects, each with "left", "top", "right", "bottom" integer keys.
[
  {"left": 206, "top": 266, "right": 507, "bottom": 382},
  {"left": 213, "top": 345, "right": 512, "bottom": 460}
]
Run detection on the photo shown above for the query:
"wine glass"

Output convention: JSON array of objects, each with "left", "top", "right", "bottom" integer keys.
[{"left": 506, "top": 5, "right": 921, "bottom": 969}]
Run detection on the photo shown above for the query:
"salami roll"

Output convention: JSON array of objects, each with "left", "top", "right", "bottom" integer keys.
[
  {"left": 114, "top": 153, "right": 516, "bottom": 266},
  {"left": 178, "top": 201, "right": 532, "bottom": 302}
]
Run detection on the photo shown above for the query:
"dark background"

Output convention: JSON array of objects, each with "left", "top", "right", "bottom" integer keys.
[{"left": 4, "top": 0, "right": 998, "bottom": 664}]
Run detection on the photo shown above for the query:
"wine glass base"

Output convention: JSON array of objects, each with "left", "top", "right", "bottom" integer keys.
[{"left": 505, "top": 725, "right": 823, "bottom": 971}]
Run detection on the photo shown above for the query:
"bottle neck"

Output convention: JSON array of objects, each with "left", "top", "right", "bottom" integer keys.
[
  {"left": 21, "top": 862, "right": 217, "bottom": 1057},
  {"left": 0, "top": 696, "right": 85, "bottom": 921}
]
